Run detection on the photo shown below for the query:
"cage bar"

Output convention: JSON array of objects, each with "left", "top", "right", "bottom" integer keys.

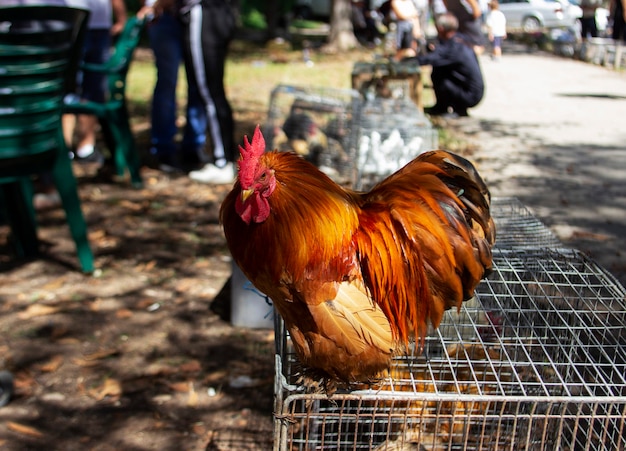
[{"left": 490, "top": 197, "right": 563, "bottom": 250}]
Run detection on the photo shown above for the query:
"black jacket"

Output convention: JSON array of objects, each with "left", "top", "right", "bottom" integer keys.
[{"left": 415, "top": 34, "right": 484, "bottom": 107}]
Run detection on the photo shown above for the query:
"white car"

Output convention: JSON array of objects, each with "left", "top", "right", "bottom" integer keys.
[{"left": 498, "top": 0, "right": 582, "bottom": 33}]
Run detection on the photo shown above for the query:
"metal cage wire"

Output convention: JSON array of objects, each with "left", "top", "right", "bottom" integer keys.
[
  {"left": 273, "top": 199, "right": 626, "bottom": 451},
  {"left": 356, "top": 96, "right": 438, "bottom": 191},
  {"left": 265, "top": 84, "right": 362, "bottom": 187},
  {"left": 490, "top": 197, "right": 563, "bottom": 250}
]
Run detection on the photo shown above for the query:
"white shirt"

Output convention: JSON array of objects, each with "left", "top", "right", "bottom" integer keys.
[{"left": 486, "top": 9, "right": 506, "bottom": 37}]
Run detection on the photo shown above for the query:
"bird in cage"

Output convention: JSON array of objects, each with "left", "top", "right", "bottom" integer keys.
[
  {"left": 275, "top": 111, "right": 328, "bottom": 164},
  {"left": 220, "top": 126, "right": 495, "bottom": 389}
]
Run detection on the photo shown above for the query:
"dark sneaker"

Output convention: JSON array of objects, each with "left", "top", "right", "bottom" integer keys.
[
  {"left": 157, "top": 154, "right": 184, "bottom": 174},
  {"left": 73, "top": 148, "right": 105, "bottom": 165},
  {"left": 180, "top": 145, "right": 210, "bottom": 171},
  {"left": 454, "top": 108, "right": 469, "bottom": 117},
  {"left": 424, "top": 105, "right": 450, "bottom": 116}
]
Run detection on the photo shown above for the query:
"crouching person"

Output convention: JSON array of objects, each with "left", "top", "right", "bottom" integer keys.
[{"left": 405, "top": 13, "right": 484, "bottom": 117}]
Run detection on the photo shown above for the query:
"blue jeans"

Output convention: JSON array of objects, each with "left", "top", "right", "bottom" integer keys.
[
  {"left": 148, "top": 12, "right": 206, "bottom": 157},
  {"left": 79, "top": 29, "right": 110, "bottom": 102}
]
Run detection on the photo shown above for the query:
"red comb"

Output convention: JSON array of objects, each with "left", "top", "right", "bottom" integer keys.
[{"left": 238, "top": 125, "right": 265, "bottom": 187}]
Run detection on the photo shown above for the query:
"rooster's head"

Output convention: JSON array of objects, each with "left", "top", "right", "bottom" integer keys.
[{"left": 235, "top": 125, "right": 276, "bottom": 224}]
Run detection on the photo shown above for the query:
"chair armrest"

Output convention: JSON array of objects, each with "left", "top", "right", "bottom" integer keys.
[{"left": 80, "top": 58, "right": 129, "bottom": 74}]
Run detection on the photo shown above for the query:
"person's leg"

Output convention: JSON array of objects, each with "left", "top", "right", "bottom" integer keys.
[
  {"left": 588, "top": 17, "right": 598, "bottom": 38},
  {"left": 74, "top": 29, "right": 110, "bottom": 163},
  {"left": 180, "top": 73, "right": 208, "bottom": 165},
  {"left": 184, "top": 4, "right": 234, "bottom": 166},
  {"left": 427, "top": 78, "right": 476, "bottom": 117},
  {"left": 425, "top": 76, "right": 453, "bottom": 114},
  {"left": 148, "top": 13, "right": 183, "bottom": 162},
  {"left": 612, "top": 7, "right": 625, "bottom": 42},
  {"left": 443, "top": 79, "right": 475, "bottom": 116},
  {"left": 493, "top": 36, "right": 502, "bottom": 58}
]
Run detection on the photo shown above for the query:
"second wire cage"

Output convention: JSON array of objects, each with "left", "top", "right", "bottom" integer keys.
[{"left": 265, "top": 84, "right": 362, "bottom": 188}]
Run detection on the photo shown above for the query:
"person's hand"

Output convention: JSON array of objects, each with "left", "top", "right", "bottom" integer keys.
[
  {"left": 152, "top": 0, "right": 176, "bottom": 17},
  {"left": 110, "top": 19, "right": 126, "bottom": 36},
  {"left": 137, "top": 5, "right": 154, "bottom": 20}
]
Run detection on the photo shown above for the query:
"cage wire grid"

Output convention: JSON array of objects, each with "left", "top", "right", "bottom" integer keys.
[
  {"left": 272, "top": 199, "right": 626, "bottom": 451},
  {"left": 490, "top": 198, "right": 563, "bottom": 250},
  {"left": 356, "top": 93, "right": 438, "bottom": 191},
  {"left": 265, "top": 85, "right": 363, "bottom": 188}
]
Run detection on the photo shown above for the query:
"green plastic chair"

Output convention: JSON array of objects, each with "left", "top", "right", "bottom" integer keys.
[
  {"left": 0, "top": 5, "right": 95, "bottom": 273},
  {"left": 63, "top": 16, "right": 145, "bottom": 188}
]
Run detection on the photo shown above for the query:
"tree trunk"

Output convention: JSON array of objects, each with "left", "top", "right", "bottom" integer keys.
[
  {"left": 325, "top": 0, "right": 359, "bottom": 52},
  {"left": 265, "top": 0, "right": 280, "bottom": 39}
]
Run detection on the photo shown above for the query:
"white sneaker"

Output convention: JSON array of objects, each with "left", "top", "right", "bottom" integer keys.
[{"left": 189, "top": 162, "right": 235, "bottom": 184}]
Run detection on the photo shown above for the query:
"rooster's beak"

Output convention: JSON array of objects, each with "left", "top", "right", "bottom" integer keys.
[{"left": 241, "top": 189, "right": 254, "bottom": 202}]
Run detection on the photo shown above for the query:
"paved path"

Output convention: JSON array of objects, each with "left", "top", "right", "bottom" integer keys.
[{"left": 451, "top": 42, "right": 626, "bottom": 286}]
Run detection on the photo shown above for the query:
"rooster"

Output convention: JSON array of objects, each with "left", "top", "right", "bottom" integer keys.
[{"left": 220, "top": 126, "right": 495, "bottom": 385}]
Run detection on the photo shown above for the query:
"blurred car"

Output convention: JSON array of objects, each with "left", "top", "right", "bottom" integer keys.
[{"left": 498, "top": 0, "right": 582, "bottom": 33}]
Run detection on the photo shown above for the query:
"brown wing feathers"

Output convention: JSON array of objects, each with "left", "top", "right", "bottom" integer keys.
[{"left": 357, "top": 150, "right": 495, "bottom": 348}]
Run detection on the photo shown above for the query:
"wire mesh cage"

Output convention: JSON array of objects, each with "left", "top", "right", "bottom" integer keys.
[
  {"left": 274, "top": 247, "right": 626, "bottom": 450},
  {"left": 490, "top": 197, "right": 563, "bottom": 250},
  {"left": 265, "top": 84, "right": 362, "bottom": 187},
  {"left": 356, "top": 97, "right": 438, "bottom": 190}
]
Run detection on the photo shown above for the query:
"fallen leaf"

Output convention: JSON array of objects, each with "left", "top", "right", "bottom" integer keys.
[
  {"left": 187, "top": 383, "right": 198, "bottom": 407},
  {"left": 7, "top": 422, "right": 44, "bottom": 438},
  {"left": 191, "top": 422, "right": 205, "bottom": 435},
  {"left": 175, "top": 278, "right": 198, "bottom": 293},
  {"left": 203, "top": 369, "right": 228, "bottom": 384},
  {"left": 88, "top": 229, "right": 107, "bottom": 241},
  {"left": 50, "top": 324, "right": 69, "bottom": 340},
  {"left": 570, "top": 230, "right": 612, "bottom": 241},
  {"left": 89, "top": 378, "right": 122, "bottom": 401},
  {"left": 82, "top": 348, "right": 119, "bottom": 361},
  {"left": 179, "top": 360, "right": 202, "bottom": 373},
  {"left": 143, "top": 260, "right": 157, "bottom": 271},
  {"left": 41, "top": 276, "right": 68, "bottom": 291},
  {"left": 73, "top": 359, "right": 98, "bottom": 368},
  {"left": 168, "top": 381, "right": 190, "bottom": 393},
  {"left": 136, "top": 298, "right": 157, "bottom": 309},
  {"left": 115, "top": 308, "right": 133, "bottom": 319},
  {"left": 57, "top": 337, "right": 81, "bottom": 345},
  {"left": 12, "top": 371, "right": 36, "bottom": 396},
  {"left": 73, "top": 348, "right": 119, "bottom": 367},
  {"left": 18, "top": 304, "right": 59, "bottom": 320},
  {"left": 36, "top": 355, "right": 64, "bottom": 373},
  {"left": 88, "top": 299, "right": 103, "bottom": 312}
]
